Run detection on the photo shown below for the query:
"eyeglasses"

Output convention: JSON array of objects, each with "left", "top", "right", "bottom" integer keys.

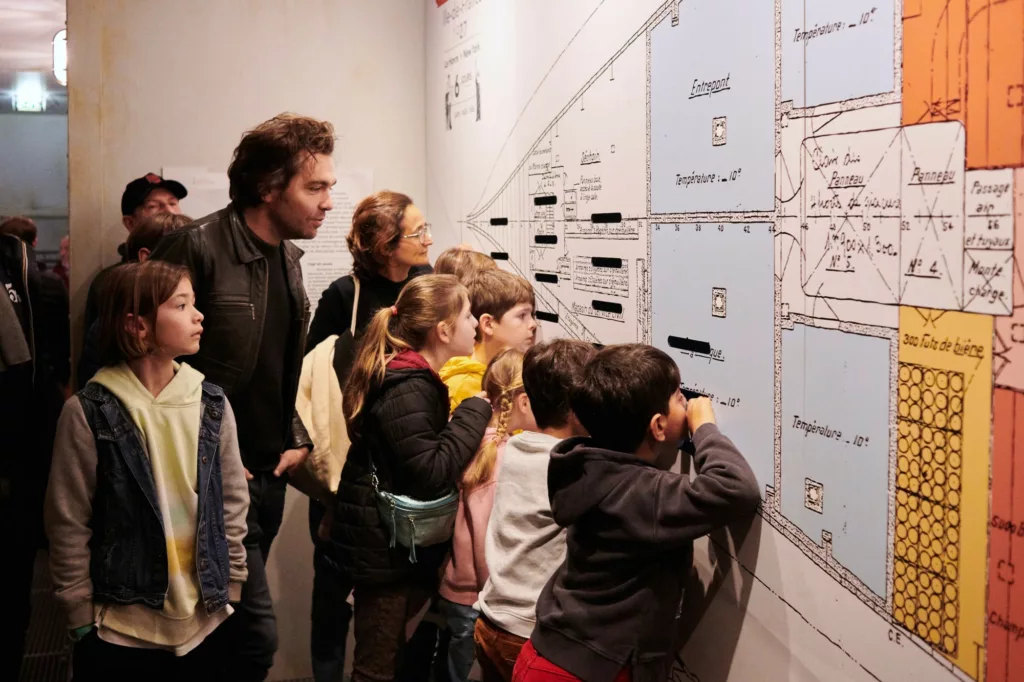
[{"left": 401, "top": 224, "right": 432, "bottom": 245}]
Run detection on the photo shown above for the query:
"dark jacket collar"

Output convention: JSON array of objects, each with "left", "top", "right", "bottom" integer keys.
[
  {"left": 225, "top": 204, "right": 305, "bottom": 266},
  {"left": 0, "top": 233, "right": 26, "bottom": 267}
]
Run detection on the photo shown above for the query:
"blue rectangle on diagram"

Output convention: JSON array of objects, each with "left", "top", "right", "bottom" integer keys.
[
  {"left": 650, "top": 1, "right": 775, "bottom": 213},
  {"left": 781, "top": 0, "right": 895, "bottom": 107},
  {"left": 781, "top": 324, "right": 892, "bottom": 597},
  {"left": 651, "top": 223, "right": 775, "bottom": 493}
]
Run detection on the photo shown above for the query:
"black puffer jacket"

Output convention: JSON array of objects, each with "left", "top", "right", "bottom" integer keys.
[{"left": 333, "top": 353, "right": 492, "bottom": 585}]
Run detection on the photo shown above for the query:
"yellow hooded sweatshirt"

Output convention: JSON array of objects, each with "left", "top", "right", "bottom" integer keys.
[
  {"left": 440, "top": 355, "right": 488, "bottom": 414},
  {"left": 89, "top": 362, "right": 232, "bottom": 655}
]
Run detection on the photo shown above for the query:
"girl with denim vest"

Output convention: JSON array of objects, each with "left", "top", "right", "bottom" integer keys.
[
  {"left": 45, "top": 261, "right": 250, "bottom": 679},
  {"left": 333, "top": 274, "right": 492, "bottom": 682}
]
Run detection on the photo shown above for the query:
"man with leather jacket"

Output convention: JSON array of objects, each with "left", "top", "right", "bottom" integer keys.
[{"left": 152, "top": 113, "right": 336, "bottom": 680}]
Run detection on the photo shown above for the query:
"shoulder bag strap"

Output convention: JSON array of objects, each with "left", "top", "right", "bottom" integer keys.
[
  {"left": 350, "top": 275, "right": 361, "bottom": 337},
  {"left": 349, "top": 275, "right": 378, "bottom": 491}
]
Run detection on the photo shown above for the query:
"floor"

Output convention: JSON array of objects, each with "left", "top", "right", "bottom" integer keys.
[
  {"left": 18, "top": 550, "right": 462, "bottom": 682},
  {"left": 16, "top": 554, "right": 315, "bottom": 682},
  {"left": 19, "top": 553, "right": 70, "bottom": 682}
]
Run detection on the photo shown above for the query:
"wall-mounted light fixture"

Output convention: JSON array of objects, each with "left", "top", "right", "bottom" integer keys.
[{"left": 53, "top": 29, "right": 67, "bottom": 87}]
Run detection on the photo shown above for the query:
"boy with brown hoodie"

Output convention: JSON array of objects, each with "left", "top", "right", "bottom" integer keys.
[{"left": 515, "top": 344, "right": 761, "bottom": 682}]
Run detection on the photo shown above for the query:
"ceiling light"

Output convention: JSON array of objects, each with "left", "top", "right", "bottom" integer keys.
[{"left": 14, "top": 72, "right": 46, "bottom": 112}]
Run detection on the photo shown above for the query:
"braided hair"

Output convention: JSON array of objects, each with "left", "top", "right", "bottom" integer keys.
[{"left": 461, "top": 349, "right": 525, "bottom": 490}]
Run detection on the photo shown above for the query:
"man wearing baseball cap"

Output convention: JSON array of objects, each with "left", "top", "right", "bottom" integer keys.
[{"left": 120, "top": 172, "right": 188, "bottom": 233}]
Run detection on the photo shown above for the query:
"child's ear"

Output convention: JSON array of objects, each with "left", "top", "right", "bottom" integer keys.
[
  {"left": 126, "top": 313, "right": 149, "bottom": 344},
  {"left": 478, "top": 313, "right": 495, "bottom": 339},
  {"left": 515, "top": 392, "right": 531, "bottom": 415},
  {"left": 435, "top": 320, "right": 453, "bottom": 345},
  {"left": 649, "top": 413, "right": 668, "bottom": 443}
]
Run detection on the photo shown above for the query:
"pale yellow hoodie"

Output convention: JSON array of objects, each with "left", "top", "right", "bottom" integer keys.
[{"left": 53, "top": 363, "right": 244, "bottom": 655}]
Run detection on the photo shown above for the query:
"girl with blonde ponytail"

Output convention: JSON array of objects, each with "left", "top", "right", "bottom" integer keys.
[
  {"left": 437, "top": 349, "right": 538, "bottom": 682},
  {"left": 332, "top": 274, "right": 493, "bottom": 682}
]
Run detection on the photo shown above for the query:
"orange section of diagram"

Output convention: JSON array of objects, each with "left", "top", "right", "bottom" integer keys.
[
  {"left": 903, "top": 0, "right": 1024, "bottom": 169},
  {"left": 903, "top": 0, "right": 967, "bottom": 128},
  {"left": 988, "top": 389, "right": 1024, "bottom": 682}
]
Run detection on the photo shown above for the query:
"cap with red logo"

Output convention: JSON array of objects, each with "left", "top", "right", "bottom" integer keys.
[{"left": 120, "top": 173, "right": 188, "bottom": 216}]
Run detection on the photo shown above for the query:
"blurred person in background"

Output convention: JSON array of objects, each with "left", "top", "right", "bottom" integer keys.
[{"left": 0, "top": 217, "right": 71, "bottom": 680}]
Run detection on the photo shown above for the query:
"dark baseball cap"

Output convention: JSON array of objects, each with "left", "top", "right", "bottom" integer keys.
[{"left": 121, "top": 173, "right": 188, "bottom": 216}]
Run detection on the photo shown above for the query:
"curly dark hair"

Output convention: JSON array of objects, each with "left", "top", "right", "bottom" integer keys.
[{"left": 228, "top": 113, "right": 335, "bottom": 209}]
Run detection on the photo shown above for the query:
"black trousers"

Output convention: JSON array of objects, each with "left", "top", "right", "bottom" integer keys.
[
  {"left": 72, "top": 620, "right": 231, "bottom": 682},
  {"left": 212, "top": 471, "right": 288, "bottom": 680}
]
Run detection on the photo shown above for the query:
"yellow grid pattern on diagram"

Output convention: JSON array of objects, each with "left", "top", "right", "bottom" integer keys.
[{"left": 893, "top": 362, "right": 964, "bottom": 657}]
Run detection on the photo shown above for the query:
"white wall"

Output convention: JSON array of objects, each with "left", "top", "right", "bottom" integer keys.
[
  {"left": 0, "top": 112, "right": 68, "bottom": 252},
  {"left": 68, "top": 1, "right": 426, "bottom": 679}
]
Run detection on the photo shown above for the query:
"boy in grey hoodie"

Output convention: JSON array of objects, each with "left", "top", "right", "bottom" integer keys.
[
  {"left": 475, "top": 339, "right": 596, "bottom": 682},
  {"left": 517, "top": 344, "right": 761, "bottom": 682}
]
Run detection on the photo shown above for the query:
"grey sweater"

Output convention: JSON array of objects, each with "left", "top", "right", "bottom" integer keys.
[{"left": 478, "top": 431, "right": 566, "bottom": 639}]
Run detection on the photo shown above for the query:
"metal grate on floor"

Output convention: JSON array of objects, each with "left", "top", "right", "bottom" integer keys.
[{"left": 20, "top": 552, "right": 71, "bottom": 682}]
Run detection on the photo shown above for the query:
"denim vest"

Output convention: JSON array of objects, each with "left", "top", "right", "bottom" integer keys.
[{"left": 78, "top": 380, "right": 233, "bottom": 614}]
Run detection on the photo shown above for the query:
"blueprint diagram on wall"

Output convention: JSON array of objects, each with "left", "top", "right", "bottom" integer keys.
[{"left": 427, "top": 1, "right": 1024, "bottom": 680}]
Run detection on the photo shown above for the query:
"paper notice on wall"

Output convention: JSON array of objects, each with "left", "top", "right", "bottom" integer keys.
[
  {"left": 301, "top": 169, "right": 374, "bottom": 317},
  {"left": 161, "top": 166, "right": 230, "bottom": 221}
]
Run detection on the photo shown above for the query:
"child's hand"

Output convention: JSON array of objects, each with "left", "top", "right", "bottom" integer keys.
[{"left": 686, "top": 397, "right": 716, "bottom": 434}]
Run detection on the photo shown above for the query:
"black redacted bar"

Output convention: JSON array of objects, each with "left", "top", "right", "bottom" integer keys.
[
  {"left": 534, "top": 235, "right": 558, "bottom": 244},
  {"left": 534, "top": 195, "right": 557, "bottom": 206},
  {"left": 592, "top": 300, "right": 623, "bottom": 314},
  {"left": 490, "top": 217, "right": 509, "bottom": 226},
  {"left": 535, "top": 273, "right": 559, "bottom": 284},
  {"left": 667, "top": 335, "right": 712, "bottom": 355}
]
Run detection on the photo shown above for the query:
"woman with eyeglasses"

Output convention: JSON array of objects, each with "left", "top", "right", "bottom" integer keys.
[
  {"left": 303, "top": 190, "right": 437, "bottom": 682},
  {"left": 306, "top": 191, "right": 435, "bottom": 353}
]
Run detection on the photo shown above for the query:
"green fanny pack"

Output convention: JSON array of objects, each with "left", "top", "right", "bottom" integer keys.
[{"left": 370, "top": 462, "right": 458, "bottom": 563}]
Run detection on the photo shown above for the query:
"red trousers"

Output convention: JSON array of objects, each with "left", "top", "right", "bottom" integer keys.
[{"left": 512, "top": 640, "right": 632, "bottom": 682}]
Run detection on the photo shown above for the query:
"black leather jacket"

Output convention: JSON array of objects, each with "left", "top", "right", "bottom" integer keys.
[{"left": 150, "top": 205, "right": 312, "bottom": 452}]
